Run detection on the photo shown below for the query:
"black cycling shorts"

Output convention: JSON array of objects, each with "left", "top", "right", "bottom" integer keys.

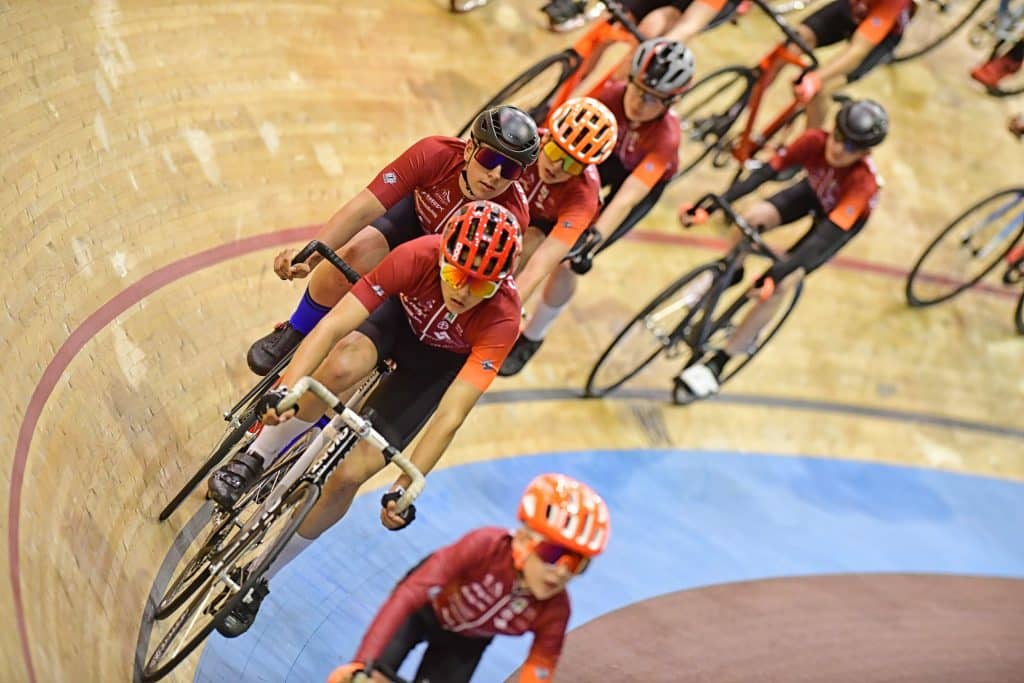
[
  {"left": 374, "top": 604, "right": 493, "bottom": 683},
  {"left": 763, "top": 209, "right": 867, "bottom": 282},
  {"left": 801, "top": 0, "right": 902, "bottom": 82},
  {"left": 766, "top": 178, "right": 824, "bottom": 225},
  {"left": 356, "top": 298, "right": 466, "bottom": 450},
  {"left": 371, "top": 195, "right": 424, "bottom": 251}
]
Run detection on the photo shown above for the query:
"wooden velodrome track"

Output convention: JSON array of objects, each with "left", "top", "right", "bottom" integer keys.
[{"left": 3, "top": 1, "right": 1022, "bottom": 681}]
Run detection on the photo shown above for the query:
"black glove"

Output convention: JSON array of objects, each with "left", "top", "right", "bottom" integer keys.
[
  {"left": 380, "top": 490, "right": 416, "bottom": 530},
  {"left": 255, "top": 387, "right": 293, "bottom": 418}
]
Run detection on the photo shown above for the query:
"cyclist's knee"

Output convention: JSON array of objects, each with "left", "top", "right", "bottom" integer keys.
[
  {"left": 316, "top": 333, "right": 378, "bottom": 390},
  {"left": 743, "top": 202, "right": 782, "bottom": 232},
  {"left": 796, "top": 24, "right": 818, "bottom": 48}
]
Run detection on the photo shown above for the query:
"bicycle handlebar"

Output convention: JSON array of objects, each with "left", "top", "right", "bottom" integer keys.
[
  {"left": 276, "top": 377, "right": 426, "bottom": 512},
  {"left": 601, "top": 1, "right": 646, "bottom": 43},
  {"left": 292, "top": 240, "right": 361, "bottom": 285},
  {"left": 353, "top": 661, "right": 409, "bottom": 683},
  {"left": 692, "top": 193, "right": 782, "bottom": 260},
  {"left": 748, "top": 0, "right": 819, "bottom": 71}
]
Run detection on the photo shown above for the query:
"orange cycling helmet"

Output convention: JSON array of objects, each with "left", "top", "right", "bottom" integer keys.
[
  {"left": 548, "top": 97, "right": 618, "bottom": 166},
  {"left": 442, "top": 200, "right": 521, "bottom": 281},
  {"left": 516, "top": 473, "right": 610, "bottom": 561}
]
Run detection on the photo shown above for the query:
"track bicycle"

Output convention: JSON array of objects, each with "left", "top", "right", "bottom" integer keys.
[
  {"left": 905, "top": 186, "right": 1024, "bottom": 334},
  {"left": 157, "top": 240, "right": 359, "bottom": 521},
  {"left": 584, "top": 192, "right": 803, "bottom": 401}
]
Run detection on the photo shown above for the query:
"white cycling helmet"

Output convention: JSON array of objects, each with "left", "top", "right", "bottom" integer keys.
[{"left": 629, "top": 38, "right": 696, "bottom": 98}]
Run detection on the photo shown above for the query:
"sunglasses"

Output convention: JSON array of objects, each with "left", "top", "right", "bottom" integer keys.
[
  {"left": 831, "top": 128, "right": 869, "bottom": 153},
  {"left": 533, "top": 540, "right": 589, "bottom": 574},
  {"left": 472, "top": 143, "right": 526, "bottom": 180},
  {"left": 628, "top": 78, "right": 676, "bottom": 107},
  {"left": 542, "top": 141, "right": 585, "bottom": 176},
  {"left": 439, "top": 261, "right": 501, "bottom": 299}
]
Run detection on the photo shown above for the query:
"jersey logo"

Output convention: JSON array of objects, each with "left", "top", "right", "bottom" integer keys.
[
  {"left": 371, "top": 284, "right": 386, "bottom": 298},
  {"left": 535, "top": 668, "right": 551, "bottom": 680},
  {"left": 481, "top": 359, "right": 496, "bottom": 372},
  {"left": 383, "top": 171, "right": 397, "bottom": 184},
  {"left": 439, "top": 189, "right": 451, "bottom": 204}
]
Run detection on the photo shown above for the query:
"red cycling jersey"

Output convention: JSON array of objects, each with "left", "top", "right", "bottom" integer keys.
[
  {"left": 591, "top": 79, "right": 681, "bottom": 187},
  {"left": 518, "top": 131, "right": 602, "bottom": 246},
  {"left": 354, "top": 527, "right": 571, "bottom": 683},
  {"left": 366, "top": 136, "right": 531, "bottom": 237},
  {"left": 850, "top": 0, "right": 913, "bottom": 44},
  {"left": 770, "top": 129, "right": 881, "bottom": 230},
  {"left": 350, "top": 235, "right": 520, "bottom": 391}
]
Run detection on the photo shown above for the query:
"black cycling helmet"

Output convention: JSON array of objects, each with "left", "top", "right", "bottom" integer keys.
[
  {"left": 835, "top": 99, "right": 888, "bottom": 149},
  {"left": 471, "top": 105, "right": 541, "bottom": 167}
]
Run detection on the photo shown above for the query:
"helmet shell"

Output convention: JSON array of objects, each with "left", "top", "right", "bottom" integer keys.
[
  {"left": 517, "top": 473, "right": 610, "bottom": 558},
  {"left": 630, "top": 38, "right": 696, "bottom": 97},
  {"left": 472, "top": 106, "right": 541, "bottom": 167},
  {"left": 548, "top": 97, "right": 619, "bottom": 165},
  {"left": 835, "top": 99, "right": 888, "bottom": 149},
  {"left": 441, "top": 200, "right": 521, "bottom": 281}
]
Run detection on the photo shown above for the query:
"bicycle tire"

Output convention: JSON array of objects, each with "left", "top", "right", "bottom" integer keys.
[
  {"left": 1015, "top": 290, "right": 1024, "bottom": 334},
  {"left": 906, "top": 188, "right": 1024, "bottom": 307},
  {"left": 672, "top": 278, "right": 803, "bottom": 405},
  {"left": 141, "top": 481, "right": 320, "bottom": 682},
  {"left": 456, "top": 50, "right": 582, "bottom": 137},
  {"left": 152, "top": 429, "right": 315, "bottom": 618},
  {"left": 890, "top": 0, "right": 987, "bottom": 63},
  {"left": 158, "top": 407, "right": 259, "bottom": 521},
  {"left": 584, "top": 262, "right": 722, "bottom": 397},
  {"left": 669, "top": 66, "right": 755, "bottom": 182}
]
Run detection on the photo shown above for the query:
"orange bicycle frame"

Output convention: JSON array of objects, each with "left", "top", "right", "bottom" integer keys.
[{"left": 549, "top": 13, "right": 640, "bottom": 112}]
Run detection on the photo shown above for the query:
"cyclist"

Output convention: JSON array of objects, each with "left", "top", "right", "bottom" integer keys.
[
  {"left": 545, "top": 0, "right": 733, "bottom": 41},
  {"left": 788, "top": 0, "right": 914, "bottom": 129},
  {"left": 971, "top": 40, "right": 1024, "bottom": 90},
  {"left": 245, "top": 106, "right": 537, "bottom": 375},
  {"left": 515, "top": 96, "right": 618, "bottom": 305},
  {"left": 326, "top": 473, "right": 610, "bottom": 683},
  {"left": 207, "top": 201, "right": 523, "bottom": 637},
  {"left": 675, "top": 98, "right": 887, "bottom": 397},
  {"left": 501, "top": 38, "right": 694, "bottom": 375}
]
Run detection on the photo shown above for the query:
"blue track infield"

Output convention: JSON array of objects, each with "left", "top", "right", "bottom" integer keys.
[{"left": 195, "top": 449, "right": 1024, "bottom": 683}]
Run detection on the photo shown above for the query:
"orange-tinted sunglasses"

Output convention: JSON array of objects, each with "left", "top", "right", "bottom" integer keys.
[
  {"left": 542, "top": 141, "right": 585, "bottom": 176},
  {"left": 440, "top": 261, "right": 501, "bottom": 299},
  {"left": 533, "top": 539, "right": 589, "bottom": 574}
]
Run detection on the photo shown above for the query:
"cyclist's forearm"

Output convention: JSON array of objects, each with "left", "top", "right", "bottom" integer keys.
[
  {"left": 722, "top": 163, "right": 777, "bottom": 203},
  {"left": 516, "top": 238, "right": 569, "bottom": 304},
  {"left": 664, "top": 2, "right": 718, "bottom": 43},
  {"left": 592, "top": 177, "right": 650, "bottom": 239},
  {"left": 279, "top": 295, "right": 370, "bottom": 390},
  {"left": 316, "top": 189, "right": 387, "bottom": 250},
  {"left": 816, "top": 37, "right": 873, "bottom": 83},
  {"left": 395, "top": 414, "right": 461, "bottom": 490}
]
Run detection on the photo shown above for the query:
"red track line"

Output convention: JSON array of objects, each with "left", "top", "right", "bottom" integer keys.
[{"left": 8, "top": 222, "right": 1017, "bottom": 681}]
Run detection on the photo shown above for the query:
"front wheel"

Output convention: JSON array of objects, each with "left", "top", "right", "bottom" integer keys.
[
  {"left": 669, "top": 66, "right": 754, "bottom": 182},
  {"left": 1015, "top": 290, "right": 1024, "bottom": 334},
  {"left": 890, "top": 0, "right": 987, "bottom": 63},
  {"left": 906, "top": 188, "right": 1024, "bottom": 306},
  {"left": 456, "top": 50, "right": 581, "bottom": 136},
  {"left": 584, "top": 263, "right": 722, "bottom": 397}
]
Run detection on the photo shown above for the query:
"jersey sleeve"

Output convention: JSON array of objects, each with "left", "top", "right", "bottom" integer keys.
[
  {"left": 547, "top": 178, "right": 601, "bottom": 247},
  {"left": 518, "top": 597, "right": 570, "bottom": 682},
  {"left": 456, "top": 312, "right": 520, "bottom": 391},
  {"left": 828, "top": 167, "right": 879, "bottom": 230},
  {"left": 631, "top": 120, "right": 680, "bottom": 188},
  {"left": 367, "top": 137, "right": 446, "bottom": 209},
  {"left": 349, "top": 239, "right": 424, "bottom": 312},
  {"left": 353, "top": 529, "right": 498, "bottom": 663},
  {"left": 855, "top": 0, "right": 909, "bottom": 45},
  {"left": 769, "top": 130, "right": 825, "bottom": 172}
]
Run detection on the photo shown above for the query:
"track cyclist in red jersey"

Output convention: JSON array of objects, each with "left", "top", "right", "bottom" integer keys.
[
  {"left": 515, "top": 96, "right": 619, "bottom": 304},
  {"left": 326, "top": 473, "right": 611, "bottom": 683},
  {"left": 207, "top": 202, "right": 523, "bottom": 637},
  {"left": 789, "top": 0, "right": 913, "bottom": 129},
  {"left": 675, "top": 98, "right": 887, "bottom": 398},
  {"left": 545, "top": 0, "right": 732, "bottom": 41},
  {"left": 501, "top": 38, "right": 694, "bottom": 376},
  {"left": 245, "top": 106, "right": 538, "bottom": 375}
]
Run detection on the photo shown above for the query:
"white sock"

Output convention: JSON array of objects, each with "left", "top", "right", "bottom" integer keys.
[
  {"left": 524, "top": 301, "right": 568, "bottom": 341},
  {"left": 265, "top": 533, "right": 315, "bottom": 580},
  {"left": 250, "top": 418, "right": 315, "bottom": 464}
]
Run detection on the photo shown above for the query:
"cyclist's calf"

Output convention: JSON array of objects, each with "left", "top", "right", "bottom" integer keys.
[{"left": 298, "top": 439, "right": 385, "bottom": 538}]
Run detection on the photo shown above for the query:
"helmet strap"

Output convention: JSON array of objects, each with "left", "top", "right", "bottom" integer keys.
[{"left": 460, "top": 168, "right": 476, "bottom": 198}]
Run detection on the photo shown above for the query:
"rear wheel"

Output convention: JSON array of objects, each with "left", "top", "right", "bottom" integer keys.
[
  {"left": 141, "top": 482, "right": 320, "bottom": 682},
  {"left": 456, "top": 51, "right": 581, "bottom": 136},
  {"left": 669, "top": 66, "right": 754, "bottom": 181},
  {"left": 1015, "top": 290, "right": 1024, "bottom": 334},
  {"left": 906, "top": 188, "right": 1024, "bottom": 306},
  {"left": 891, "top": 0, "right": 987, "bottom": 63}
]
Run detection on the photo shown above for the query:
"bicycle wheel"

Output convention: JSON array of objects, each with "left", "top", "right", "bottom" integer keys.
[
  {"left": 1015, "top": 290, "right": 1024, "bottom": 334},
  {"left": 455, "top": 51, "right": 582, "bottom": 137},
  {"left": 158, "top": 408, "right": 259, "bottom": 521},
  {"left": 670, "top": 66, "right": 754, "bottom": 181},
  {"left": 153, "top": 427, "right": 318, "bottom": 619},
  {"left": 672, "top": 278, "right": 804, "bottom": 405},
  {"left": 906, "top": 188, "right": 1024, "bottom": 306},
  {"left": 141, "top": 481, "right": 320, "bottom": 682},
  {"left": 891, "top": 0, "right": 988, "bottom": 63},
  {"left": 584, "top": 262, "right": 722, "bottom": 397}
]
